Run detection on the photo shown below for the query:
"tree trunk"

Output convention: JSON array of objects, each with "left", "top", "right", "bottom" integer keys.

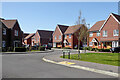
[{"left": 78, "top": 41, "right": 81, "bottom": 59}]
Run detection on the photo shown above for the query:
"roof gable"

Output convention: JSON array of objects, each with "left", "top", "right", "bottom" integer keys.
[
  {"left": 58, "top": 24, "right": 69, "bottom": 34},
  {"left": 24, "top": 33, "right": 35, "bottom": 40},
  {"left": 88, "top": 20, "right": 105, "bottom": 32},
  {"left": 99, "top": 13, "right": 120, "bottom": 31},
  {"left": 37, "top": 30, "right": 53, "bottom": 38},
  {"left": 1, "top": 20, "right": 17, "bottom": 29},
  {"left": 64, "top": 24, "right": 83, "bottom": 34}
]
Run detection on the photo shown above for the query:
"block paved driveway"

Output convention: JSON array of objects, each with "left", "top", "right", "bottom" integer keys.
[{"left": 2, "top": 50, "right": 116, "bottom": 78}]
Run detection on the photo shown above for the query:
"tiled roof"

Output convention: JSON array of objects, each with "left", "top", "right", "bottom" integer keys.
[
  {"left": 1, "top": 20, "right": 17, "bottom": 29},
  {"left": 24, "top": 33, "right": 35, "bottom": 40},
  {"left": 89, "top": 20, "right": 105, "bottom": 32},
  {"left": 37, "top": 30, "right": 53, "bottom": 38},
  {"left": 64, "top": 24, "right": 83, "bottom": 34},
  {"left": 112, "top": 13, "right": 120, "bottom": 22},
  {"left": 57, "top": 24, "right": 69, "bottom": 34}
]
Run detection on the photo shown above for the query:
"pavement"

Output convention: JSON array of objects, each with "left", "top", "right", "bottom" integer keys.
[
  {"left": 43, "top": 50, "right": 119, "bottom": 77},
  {"left": 2, "top": 50, "right": 117, "bottom": 78}
]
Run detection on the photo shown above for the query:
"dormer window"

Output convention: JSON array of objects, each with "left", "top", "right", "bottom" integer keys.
[
  {"left": 3, "top": 28, "right": 6, "bottom": 35},
  {"left": 14, "top": 30, "right": 18, "bottom": 36}
]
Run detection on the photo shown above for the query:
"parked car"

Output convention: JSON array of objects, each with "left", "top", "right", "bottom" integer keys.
[
  {"left": 43, "top": 44, "right": 52, "bottom": 50},
  {"left": 110, "top": 47, "right": 120, "bottom": 53}
]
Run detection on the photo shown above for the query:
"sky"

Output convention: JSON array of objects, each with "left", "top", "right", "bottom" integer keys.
[{"left": 2, "top": 2, "right": 118, "bottom": 33}]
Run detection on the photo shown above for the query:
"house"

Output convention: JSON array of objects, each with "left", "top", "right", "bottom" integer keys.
[
  {"left": 33, "top": 30, "right": 53, "bottom": 46},
  {"left": 53, "top": 24, "right": 69, "bottom": 48},
  {"left": 24, "top": 33, "right": 35, "bottom": 46},
  {"left": 64, "top": 24, "right": 87, "bottom": 49},
  {"left": 100, "top": 13, "right": 120, "bottom": 49},
  {"left": 88, "top": 20, "right": 105, "bottom": 49},
  {"left": 1, "top": 19, "right": 23, "bottom": 50},
  {"left": 88, "top": 13, "right": 120, "bottom": 49}
]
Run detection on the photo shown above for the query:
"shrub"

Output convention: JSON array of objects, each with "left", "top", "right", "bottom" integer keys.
[
  {"left": 39, "top": 46, "right": 45, "bottom": 51},
  {"left": 2, "top": 47, "right": 7, "bottom": 52},
  {"left": 88, "top": 47, "right": 93, "bottom": 51},
  {"left": 94, "top": 48, "right": 99, "bottom": 52},
  {"left": 63, "top": 47, "right": 71, "bottom": 49},
  {"left": 98, "top": 49, "right": 110, "bottom": 52},
  {"left": 7, "top": 47, "right": 14, "bottom": 52},
  {"left": 82, "top": 47, "right": 88, "bottom": 50},
  {"left": 14, "top": 47, "right": 27, "bottom": 52}
]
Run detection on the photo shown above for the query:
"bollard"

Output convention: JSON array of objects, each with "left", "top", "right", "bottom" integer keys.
[
  {"left": 68, "top": 52, "right": 70, "bottom": 59},
  {"left": 63, "top": 52, "right": 65, "bottom": 58}
]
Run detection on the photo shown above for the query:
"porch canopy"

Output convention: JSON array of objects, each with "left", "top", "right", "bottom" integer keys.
[{"left": 91, "top": 38, "right": 98, "bottom": 43}]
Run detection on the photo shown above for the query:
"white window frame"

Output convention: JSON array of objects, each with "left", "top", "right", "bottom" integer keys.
[
  {"left": 69, "top": 42, "right": 71, "bottom": 46},
  {"left": 65, "top": 35, "right": 67, "bottom": 39},
  {"left": 3, "top": 28, "right": 6, "bottom": 35},
  {"left": 55, "top": 36, "right": 57, "bottom": 40},
  {"left": 14, "top": 30, "right": 18, "bottom": 36},
  {"left": 113, "top": 30, "right": 119, "bottom": 36},
  {"left": 89, "top": 42, "right": 93, "bottom": 46},
  {"left": 2, "top": 41, "right": 6, "bottom": 47},
  {"left": 97, "top": 32, "right": 100, "bottom": 36},
  {"left": 89, "top": 32, "right": 93, "bottom": 37},
  {"left": 59, "top": 35, "right": 61, "bottom": 39},
  {"left": 103, "top": 30, "right": 107, "bottom": 37},
  {"left": 69, "top": 34, "right": 71, "bottom": 38}
]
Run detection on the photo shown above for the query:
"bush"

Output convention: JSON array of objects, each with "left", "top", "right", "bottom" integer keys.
[
  {"left": 94, "top": 48, "right": 99, "bottom": 52},
  {"left": 88, "top": 47, "right": 93, "bottom": 51},
  {"left": 14, "top": 47, "right": 27, "bottom": 52},
  {"left": 2, "top": 47, "right": 7, "bottom": 52},
  {"left": 63, "top": 47, "right": 71, "bottom": 49},
  {"left": 39, "top": 46, "right": 45, "bottom": 51},
  {"left": 7, "top": 47, "right": 14, "bottom": 52},
  {"left": 82, "top": 47, "right": 88, "bottom": 50},
  {"left": 98, "top": 49, "right": 110, "bottom": 52}
]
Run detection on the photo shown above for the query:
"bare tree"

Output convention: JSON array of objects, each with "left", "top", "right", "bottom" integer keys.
[{"left": 75, "top": 11, "right": 88, "bottom": 59}]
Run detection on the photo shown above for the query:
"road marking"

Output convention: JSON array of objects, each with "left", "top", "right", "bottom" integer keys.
[
  {"left": 58, "top": 61, "right": 75, "bottom": 65},
  {"left": 42, "top": 57, "right": 118, "bottom": 77}
]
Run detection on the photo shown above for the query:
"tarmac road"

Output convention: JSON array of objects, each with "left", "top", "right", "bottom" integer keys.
[{"left": 2, "top": 50, "right": 117, "bottom": 78}]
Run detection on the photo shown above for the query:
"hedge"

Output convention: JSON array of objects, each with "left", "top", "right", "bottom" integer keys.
[
  {"left": 14, "top": 47, "right": 27, "bottom": 52},
  {"left": 39, "top": 46, "right": 45, "bottom": 51},
  {"left": 63, "top": 47, "right": 71, "bottom": 49}
]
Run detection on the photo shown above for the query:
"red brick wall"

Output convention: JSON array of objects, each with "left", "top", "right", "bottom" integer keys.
[
  {"left": 100, "top": 15, "right": 119, "bottom": 41},
  {"left": 53, "top": 26, "right": 63, "bottom": 47},
  {"left": 88, "top": 32, "right": 101, "bottom": 49}
]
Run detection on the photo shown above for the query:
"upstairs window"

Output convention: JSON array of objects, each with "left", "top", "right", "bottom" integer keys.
[
  {"left": 97, "top": 32, "right": 100, "bottom": 36},
  {"left": 69, "top": 34, "right": 71, "bottom": 38},
  {"left": 113, "top": 30, "right": 119, "bottom": 36},
  {"left": 103, "top": 30, "right": 107, "bottom": 37},
  {"left": 89, "top": 32, "right": 93, "bottom": 37},
  {"left": 59, "top": 35, "right": 61, "bottom": 39},
  {"left": 14, "top": 30, "right": 18, "bottom": 36},
  {"left": 65, "top": 35, "right": 67, "bottom": 39},
  {"left": 2, "top": 41, "right": 6, "bottom": 47},
  {"left": 3, "top": 28, "right": 6, "bottom": 35},
  {"left": 55, "top": 36, "right": 57, "bottom": 40}
]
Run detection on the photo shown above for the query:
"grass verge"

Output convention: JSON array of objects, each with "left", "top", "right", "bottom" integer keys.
[{"left": 60, "top": 53, "right": 119, "bottom": 66}]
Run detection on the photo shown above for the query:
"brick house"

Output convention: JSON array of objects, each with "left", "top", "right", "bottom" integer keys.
[
  {"left": 64, "top": 24, "right": 87, "bottom": 49},
  {"left": 88, "top": 20, "right": 105, "bottom": 49},
  {"left": 1, "top": 19, "right": 23, "bottom": 49},
  {"left": 53, "top": 24, "right": 69, "bottom": 48},
  {"left": 88, "top": 13, "right": 120, "bottom": 49},
  {"left": 33, "top": 30, "right": 53, "bottom": 46},
  {"left": 24, "top": 33, "right": 35, "bottom": 46}
]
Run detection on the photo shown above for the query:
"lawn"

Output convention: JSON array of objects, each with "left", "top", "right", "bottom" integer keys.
[{"left": 60, "top": 53, "right": 120, "bottom": 66}]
